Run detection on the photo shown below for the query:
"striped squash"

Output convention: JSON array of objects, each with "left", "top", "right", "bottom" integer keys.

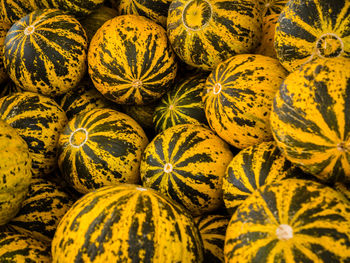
[
  {"left": 335, "top": 182, "right": 350, "bottom": 201},
  {"left": 122, "top": 103, "right": 157, "bottom": 130},
  {"left": 167, "top": 0, "right": 262, "bottom": 71},
  {"left": 52, "top": 184, "right": 204, "bottom": 262},
  {"left": 0, "top": 91, "right": 68, "bottom": 176},
  {"left": 195, "top": 214, "right": 229, "bottom": 263},
  {"left": 7, "top": 178, "right": 73, "bottom": 244},
  {"left": 275, "top": 0, "right": 350, "bottom": 72},
  {"left": 224, "top": 179, "right": 350, "bottom": 262},
  {"left": 140, "top": 124, "right": 233, "bottom": 216},
  {"left": 270, "top": 57, "right": 350, "bottom": 183},
  {"left": 3, "top": 9, "right": 88, "bottom": 97},
  {"left": 153, "top": 73, "right": 208, "bottom": 133},
  {"left": 0, "top": 119, "right": 32, "bottom": 225},
  {"left": 0, "top": 21, "right": 10, "bottom": 84},
  {"left": 58, "top": 108, "right": 149, "bottom": 194},
  {"left": 88, "top": 14, "right": 177, "bottom": 105},
  {"left": 203, "top": 54, "right": 288, "bottom": 149},
  {"left": 0, "top": 231, "right": 50, "bottom": 262},
  {"left": 222, "top": 141, "right": 311, "bottom": 215},
  {"left": 255, "top": 14, "right": 279, "bottom": 58},
  {"left": 0, "top": 80, "right": 22, "bottom": 98},
  {"left": 258, "top": 0, "right": 288, "bottom": 16}
]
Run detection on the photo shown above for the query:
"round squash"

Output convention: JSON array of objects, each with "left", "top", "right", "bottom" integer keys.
[
  {"left": 88, "top": 14, "right": 177, "bottom": 105},
  {"left": 224, "top": 179, "right": 350, "bottom": 262},
  {"left": 167, "top": 0, "right": 262, "bottom": 71},
  {"left": 3, "top": 9, "right": 88, "bottom": 97},
  {"left": 0, "top": 119, "right": 32, "bottom": 225},
  {"left": 275, "top": 0, "right": 350, "bottom": 72},
  {"left": 122, "top": 103, "right": 157, "bottom": 130},
  {"left": 203, "top": 54, "right": 287, "bottom": 149},
  {"left": 0, "top": 21, "right": 10, "bottom": 84},
  {"left": 0, "top": 91, "right": 68, "bottom": 176},
  {"left": 335, "top": 182, "right": 350, "bottom": 201},
  {"left": 58, "top": 108, "right": 149, "bottom": 194},
  {"left": 0, "top": 80, "right": 22, "bottom": 98},
  {"left": 270, "top": 57, "right": 350, "bottom": 183},
  {"left": 52, "top": 184, "right": 204, "bottom": 262},
  {"left": 140, "top": 124, "right": 233, "bottom": 216},
  {"left": 255, "top": 14, "right": 279, "bottom": 58},
  {"left": 257, "top": 0, "right": 288, "bottom": 16}
]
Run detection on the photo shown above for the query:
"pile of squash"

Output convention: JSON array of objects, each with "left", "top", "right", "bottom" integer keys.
[{"left": 1, "top": 0, "right": 350, "bottom": 262}]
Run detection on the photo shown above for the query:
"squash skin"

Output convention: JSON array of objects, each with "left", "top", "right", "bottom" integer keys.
[
  {"left": 0, "top": 119, "right": 32, "bottom": 225},
  {"left": 88, "top": 14, "right": 177, "bottom": 105},
  {"left": 257, "top": 0, "right": 288, "bottom": 16},
  {"left": 203, "top": 54, "right": 287, "bottom": 149},
  {"left": 275, "top": 0, "right": 350, "bottom": 72},
  {"left": 224, "top": 179, "right": 350, "bottom": 262},
  {"left": 270, "top": 57, "right": 350, "bottom": 183},
  {"left": 0, "top": 21, "right": 10, "bottom": 84},
  {"left": 3, "top": 9, "right": 88, "bottom": 97},
  {"left": 51, "top": 184, "right": 204, "bottom": 263},
  {"left": 255, "top": 14, "right": 279, "bottom": 58}
]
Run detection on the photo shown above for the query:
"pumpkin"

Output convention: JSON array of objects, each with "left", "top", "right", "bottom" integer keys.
[
  {"left": 270, "top": 57, "right": 350, "bottom": 183},
  {"left": 167, "top": 0, "right": 262, "bottom": 71},
  {"left": 3, "top": 9, "right": 88, "bottom": 97},
  {"left": 224, "top": 179, "right": 350, "bottom": 262},
  {"left": 255, "top": 14, "right": 279, "bottom": 58},
  {"left": 153, "top": 73, "right": 208, "bottom": 133},
  {"left": 202, "top": 54, "right": 287, "bottom": 149},
  {"left": 195, "top": 214, "right": 230, "bottom": 263},
  {"left": 52, "top": 184, "right": 204, "bottom": 262},
  {"left": 88, "top": 14, "right": 177, "bottom": 105},
  {"left": 0, "top": 91, "right": 68, "bottom": 176},
  {"left": 58, "top": 108, "right": 149, "bottom": 194},
  {"left": 6, "top": 178, "right": 73, "bottom": 244},
  {"left": 258, "top": 0, "right": 288, "bottom": 16},
  {"left": 0, "top": 119, "right": 32, "bottom": 225},
  {"left": 0, "top": 231, "right": 51, "bottom": 262},
  {"left": 140, "top": 124, "right": 233, "bottom": 216},
  {"left": 275, "top": 0, "right": 350, "bottom": 72},
  {"left": 0, "top": 21, "right": 10, "bottom": 84}
]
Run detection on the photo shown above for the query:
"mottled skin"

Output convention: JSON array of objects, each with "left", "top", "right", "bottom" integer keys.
[
  {"left": 255, "top": 14, "right": 279, "bottom": 58},
  {"left": 257, "top": 0, "right": 288, "bottom": 16},
  {"left": 0, "top": 21, "right": 10, "bottom": 84}
]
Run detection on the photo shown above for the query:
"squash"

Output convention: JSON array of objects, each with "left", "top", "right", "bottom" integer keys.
[
  {"left": 3, "top": 9, "right": 88, "bottom": 97},
  {"left": 0, "top": 21, "right": 10, "bottom": 84},
  {"left": 224, "top": 179, "right": 350, "bottom": 262},
  {"left": 255, "top": 14, "right": 279, "bottom": 58},
  {"left": 167, "top": 0, "right": 262, "bottom": 71},
  {"left": 88, "top": 14, "right": 177, "bottom": 105},
  {"left": 52, "top": 184, "right": 204, "bottom": 262},
  {"left": 335, "top": 182, "right": 350, "bottom": 201},
  {"left": 0, "top": 91, "right": 68, "bottom": 176},
  {"left": 258, "top": 0, "right": 288, "bottom": 16},
  {"left": 0, "top": 119, "right": 32, "bottom": 225},
  {"left": 203, "top": 54, "right": 287, "bottom": 149},
  {"left": 270, "top": 57, "right": 350, "bottom": 183},
  {"left": 140, "top": 124, "right": 233, "bottom": 216},
  {"left": 275, "top": 0, "right": 350, "bottom": 72},
  {"left": 58, "top": 108, "right": 149, "bottom": 194},
  {"left": 0, "top": 80, "right": 22, "bottom": 98},
  {"left": 122, "top": 103, "right": 157, "bottom": 130}
]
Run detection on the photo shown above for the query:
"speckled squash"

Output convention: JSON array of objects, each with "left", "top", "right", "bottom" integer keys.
[
  {"left": 140, "top": 124, "right": 233, "bottom": 216},
  {"left": 153, "top": 73, "right": 208, "bottom": 133},
  {"left": 224, "top": 179, "right": 350, "bottom": 262},
  {"left": 335, "top": 182, "right": 350, "bottom": 201},
  {"left": 0, "top": 80, "right": 22, "bottom": 98},
  {"left": 0, "top": 0, "right": 36, "bottom": 25},
  {"left": 122, "top": 103, "right": 157, "bottom": 130},
  {"left": 0, "top": 21, "right": 10, "bottom": 84},
  {"left": 203, "top": 54, "right": 287, "bottom": 149},
  {"left": 223, "top": 141, "right": 311, "bottom": 215},
  {"left": 275, "top": 0, "right": 350, "bottom": 72},
  {"left": 88, "top": 14, "right": 177, "bottom": 105},
  {"left": 3, "top": 9, "right": 88, "bottom": 97},
  {"left": 255, "top": 14, "right": 279, "bottom": 58},
  {"left": 258, "top": 0, "right": 288, "bottom": 16},
  {"left": 0, "top": 119, "right": 32, "bottom": 225},
  {"left": 167, "top": 0, "right": 262, "bottom": 71},
  {"left": 270, "top": 57, "right": 350, "bottom": 183},
  {"left": 195, "top": 214, "right": 229, "bottom": 263},
  {"left": 7, "top": 178, "right": 73, "bottom": 244},
  {"left": 52, "top": 184, "right": 204, "bottom": 263},
  {"left": 0, "top": 231, "right": 51, "bottom": 262},
  {"left": 58, "top": 108, "right": 149, "bottom": 194},
  {"left": 0, "top": 91, "right": 68, "bottom": 176}
]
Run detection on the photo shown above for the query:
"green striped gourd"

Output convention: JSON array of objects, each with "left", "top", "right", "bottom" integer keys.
[
  {"left": 7, "top": 178, "right": 73, "bottom": 244},
  {"left": 3, "top": 9, "right": 88, "bottom": 97},
  {"left": 153, "top": 73, "right": 208, "bottom": 133},
  {"left": 52, "top": 184, "right": 204, "bottom": 262},
  {"left": 255, "top": 14, "right": 279, "bottom": 58},
  {"left": 123, "top": 103, "right": 157, "bottom": 130},
  {"left": 203, "top": 54, "right": 287, "bottom": 149},
  {"left": 0, "top": 119, "right": 32, "bottom": 225},
  {"left": 140, "top": 124, "right": 233, "bottom": 216},
  {"left": 275, "top": 0, "right": 350, "bottom": 72},
  {"left": 0, "top": 231, "right": 50, "bottom": 262},
  {"left": 195, "top": 214, "right": 229, "bottom": 263},
  {"left": 88, "top": 14, "right": 177, "bottom": 105},
  {"left": 270, "top": 57, "right": 350, "bottom": 183},
  {"left": 224, "top": 179, "right": 350, "bottom": 262},
  {"left": 258, "top": 0, "right": 288, "bottom": 16},
  {"left": 223, "top": 141, "right": 309, "bottom": 214},
  {"left": 0, "top": 91, "right": 68, "bottom": 176},
  {"left": 0, "top": 21, "right": 10, "bottom": 84},
  {"left": 167, "top": 0, "right": 262, "bottom": 71},
  {"left": 58, "top": 108, "right": 149, "bottom": 194}
]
